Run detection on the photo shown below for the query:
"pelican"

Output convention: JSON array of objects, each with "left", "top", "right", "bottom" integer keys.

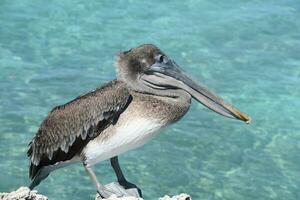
[{"left": 28, "top": 44, "right": 250, "bottom": 198}]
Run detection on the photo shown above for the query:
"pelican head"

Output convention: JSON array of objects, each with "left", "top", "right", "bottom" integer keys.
[{"left": 116, "top": 44, "right": 251, "bottom": 123}]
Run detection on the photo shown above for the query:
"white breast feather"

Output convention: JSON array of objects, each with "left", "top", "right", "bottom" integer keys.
[{"left": 83, "top": 118, "right": 164, "bottom": 166}]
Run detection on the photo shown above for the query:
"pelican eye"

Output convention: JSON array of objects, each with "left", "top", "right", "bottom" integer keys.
[{"left": 155, "top": 54, "right": 165, "bottom": 63}]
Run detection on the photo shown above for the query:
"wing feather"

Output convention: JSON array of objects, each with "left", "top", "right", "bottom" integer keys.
[{"left": 27, "top": 80, "right": 131, "bottom": 179}]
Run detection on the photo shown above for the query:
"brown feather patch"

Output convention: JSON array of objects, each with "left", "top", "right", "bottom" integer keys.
[{"left": 27, "top": 80, "right": 132, "bottom": 180}]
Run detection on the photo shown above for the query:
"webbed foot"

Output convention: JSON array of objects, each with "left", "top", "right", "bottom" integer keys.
[{"left": 96, "top": 182, "right": 141, "bottom": 199}]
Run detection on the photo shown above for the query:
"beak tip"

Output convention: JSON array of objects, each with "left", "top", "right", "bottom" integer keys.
[{"left": 245, "top": 116, "right": 251, "bottom": 124}]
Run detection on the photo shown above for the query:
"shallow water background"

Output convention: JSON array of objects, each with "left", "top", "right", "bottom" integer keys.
[{"left": 0, "top": 0, "right": 300, "bottom": 199}]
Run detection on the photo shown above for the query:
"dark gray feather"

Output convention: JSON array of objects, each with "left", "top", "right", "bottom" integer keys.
[{"left": 27, "top": 80, "right": 131, "bottom": 179}]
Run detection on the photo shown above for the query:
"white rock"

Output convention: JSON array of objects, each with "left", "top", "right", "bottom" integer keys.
[
  {"left": 96, "top": 193, "right": 191, "bottom": 200},
  {"left": 0, "top": 187, "right": 48, "bottom": 200},
  {"left": 0, "top": 187, "right": 191, "bottom": 200},
  {"left": 159, "top": 193, "right": 191, "bottom": 200}
]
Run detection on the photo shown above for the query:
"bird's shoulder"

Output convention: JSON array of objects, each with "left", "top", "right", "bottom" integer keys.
[{"left": 50, "top": 79, "right": 130, "bottom": 115}]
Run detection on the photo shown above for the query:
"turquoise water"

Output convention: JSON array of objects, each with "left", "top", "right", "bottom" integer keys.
[{"left": 0, "top": 0, "right": 300, "bottom": 199}]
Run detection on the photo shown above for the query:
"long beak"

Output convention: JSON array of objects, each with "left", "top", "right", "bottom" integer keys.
[{"left": 147, "top": 57, "right": 251, "bottom": 124}]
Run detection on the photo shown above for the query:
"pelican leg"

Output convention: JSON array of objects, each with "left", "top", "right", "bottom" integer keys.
[
  {"left": 110, "top": 156, "right": 142, "bottom": 197},
  {"left": 83, "top": 164, "right": 117, "bottom": 199}
]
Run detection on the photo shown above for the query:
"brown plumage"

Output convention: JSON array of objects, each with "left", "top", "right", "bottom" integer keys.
[{"left": 28, "top": 80, "right": 131, "bottom": 186}]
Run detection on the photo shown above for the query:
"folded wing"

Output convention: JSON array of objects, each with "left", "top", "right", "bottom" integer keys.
[{"left": 27, "top": 80, "right": 131, "bottom": 180}]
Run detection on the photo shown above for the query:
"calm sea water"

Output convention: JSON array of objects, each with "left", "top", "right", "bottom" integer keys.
[{"left": 0, "top": 0, "right": 299, "bottom": 199}]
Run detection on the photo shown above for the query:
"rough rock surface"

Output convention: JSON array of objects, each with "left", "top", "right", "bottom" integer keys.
[
  {"left": 95, "top": 193, "right": 191, "bottom": 200},
  {"left": 159, "top": 194, "right": 191, "bottom": 200},
  {"left": 0, "top": 187, "right": 47, "bottom": 200},
  {"left": 0, "top": 187, "right": 191, "bottom": 200}
]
